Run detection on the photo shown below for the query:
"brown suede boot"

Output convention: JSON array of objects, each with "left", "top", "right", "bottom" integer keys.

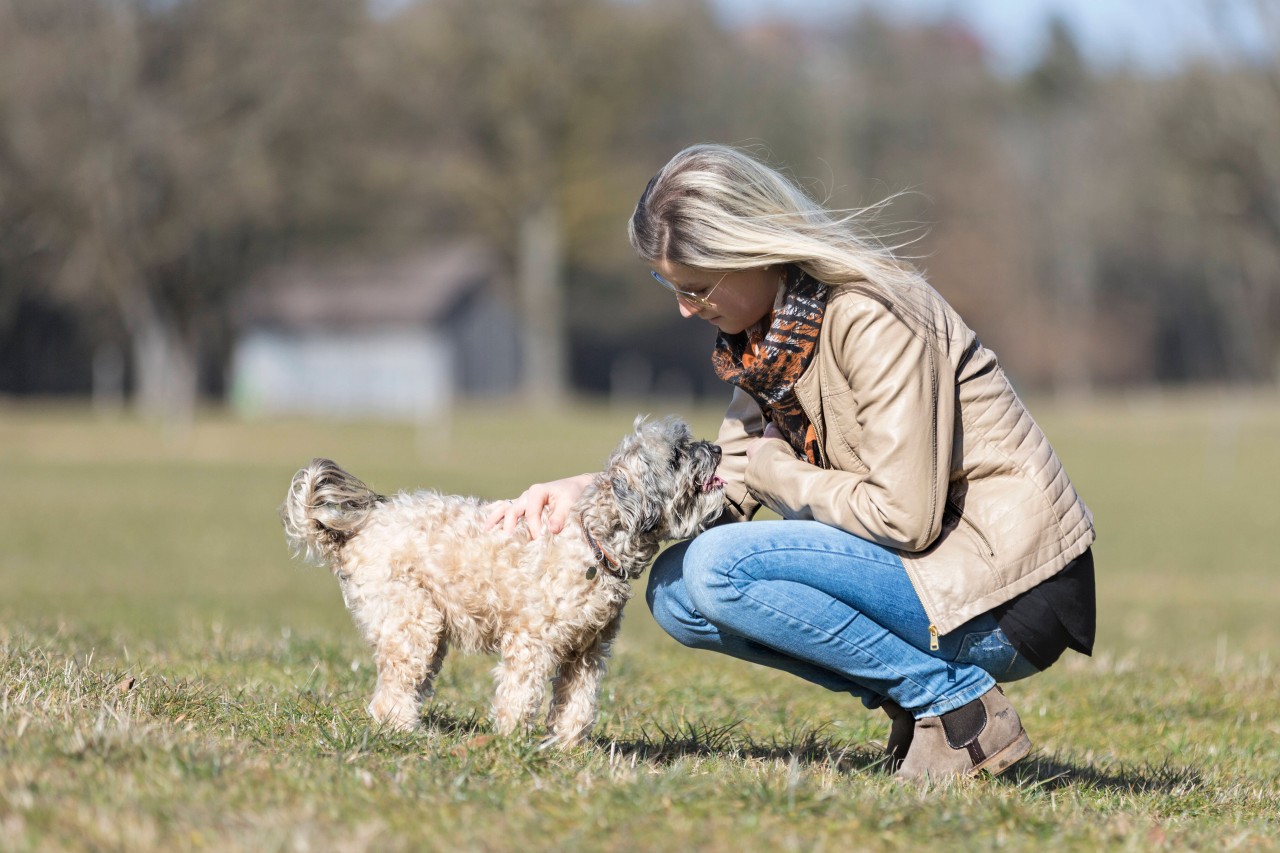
[
  {"left": 895, "top": 686, "right": 1031, "bottom": 780},
  {"left": 880, "top": 700, "right": 915, "bottom": 772}
]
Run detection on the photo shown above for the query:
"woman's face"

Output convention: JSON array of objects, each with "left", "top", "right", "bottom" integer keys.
[{"left": 651, "top": 259, "right": 780, "bottom": 334}]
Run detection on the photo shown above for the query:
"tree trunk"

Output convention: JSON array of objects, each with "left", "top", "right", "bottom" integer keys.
[
  {"left": 1037, "top": 111, "right": 1097, "bottom": 401},
  {"left": 516, "top": 200, "right": 568, "bottom": 406},
  {"left": 125, "top": 289, "right": 198, "bottom": 433},
  {"left": 1050, "top": 220, "right": 1096, "bottom": 400}
]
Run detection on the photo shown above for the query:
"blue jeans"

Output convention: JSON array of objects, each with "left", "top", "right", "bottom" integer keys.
[{"left": 646, "top": 521, "right": 1040, "bottom": 719}]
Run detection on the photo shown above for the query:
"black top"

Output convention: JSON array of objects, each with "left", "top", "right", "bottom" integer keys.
[{"left": 990, "top": 548, "right": 1095, "bottom": 671}]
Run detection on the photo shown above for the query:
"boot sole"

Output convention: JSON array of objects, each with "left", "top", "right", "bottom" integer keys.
[{"left": 971, "top": 727, "right": 1031, "bottom": 777}]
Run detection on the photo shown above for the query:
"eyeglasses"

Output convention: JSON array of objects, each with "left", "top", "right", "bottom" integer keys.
[{"left": 649, "top": 270, "right": 728, "bottom": 311}]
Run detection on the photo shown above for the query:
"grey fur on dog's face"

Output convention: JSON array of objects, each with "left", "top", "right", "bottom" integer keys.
[{"left": 606, "top": 416, "right": 724, "bottom": 542}]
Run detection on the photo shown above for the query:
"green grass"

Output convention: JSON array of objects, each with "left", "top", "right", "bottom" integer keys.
[{"left": 2, "top": 393, "right": 1278, "bottom": 851}]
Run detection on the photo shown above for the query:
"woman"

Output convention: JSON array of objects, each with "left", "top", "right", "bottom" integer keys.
[{"left": 487, "top": 144, "right": 1096, "bottom": 780}]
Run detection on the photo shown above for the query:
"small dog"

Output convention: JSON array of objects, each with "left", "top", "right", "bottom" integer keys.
[{"left": 281, "top": 417, "right": 724, "bottom": 745}]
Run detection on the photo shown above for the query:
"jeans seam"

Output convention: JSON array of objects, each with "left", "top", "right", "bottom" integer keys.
[
  {"left": 917, "top": 677, "right": 994, "bottom": 718},
  {"left": 1004, "top": 650, "right": 1020, "bottom": 678}
]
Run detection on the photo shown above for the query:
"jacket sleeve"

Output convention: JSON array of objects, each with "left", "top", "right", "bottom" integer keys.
[
  {"left": 713, "top": 386, "right": 766, "bottom": 523},
  {"left": 743, "top": 295, "right": 954, "bottom": 552}
]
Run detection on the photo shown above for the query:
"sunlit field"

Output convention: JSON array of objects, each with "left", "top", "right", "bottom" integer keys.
[{"left": 2, "top": 392, "right": 1278, "bottom": 851}]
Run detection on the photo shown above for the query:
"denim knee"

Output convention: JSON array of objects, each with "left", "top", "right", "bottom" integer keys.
[
  {"left": 646, "top": 543, "right": 702, "bottom": 647},
  {"left": 680, "top": 528, "right": 739, "bottom": 626}
]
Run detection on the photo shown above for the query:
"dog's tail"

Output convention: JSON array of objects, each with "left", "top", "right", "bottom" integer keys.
[{"left": 281, "top": 459, "right": 386, "bottom": 566}]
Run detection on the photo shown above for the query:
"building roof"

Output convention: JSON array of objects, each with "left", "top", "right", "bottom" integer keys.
[{"left": 236, "top": 242, "right": 502, "bottom": 330}]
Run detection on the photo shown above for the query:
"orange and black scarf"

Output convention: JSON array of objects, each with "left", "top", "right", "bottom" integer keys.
[{"left": 712, "top": 266, "right": 830, "bottom": 466}]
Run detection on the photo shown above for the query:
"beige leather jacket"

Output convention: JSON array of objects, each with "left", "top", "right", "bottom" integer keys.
[{"left": 715, "top": 283, "right": 1095, "bottom": 639}]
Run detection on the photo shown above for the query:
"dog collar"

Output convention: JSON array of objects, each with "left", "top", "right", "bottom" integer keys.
[{"left": 579, "top": 517, "right": 623, "bottom": 580}]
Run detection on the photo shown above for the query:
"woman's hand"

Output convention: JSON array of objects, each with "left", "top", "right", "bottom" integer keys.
[
  {"left": 746, "top": 421, "right": 788, "bottom": 463},
  {"left": 483, "top": 473, "right": 595, "bottom": 540}
]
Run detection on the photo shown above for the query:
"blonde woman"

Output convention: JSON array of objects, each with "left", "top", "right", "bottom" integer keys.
[{"left": 489, "top": 144, "right": 1096, "bottom": 779}]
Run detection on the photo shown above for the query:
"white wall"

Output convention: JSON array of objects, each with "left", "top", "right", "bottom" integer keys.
[{"left": 230, "top": 330, "right": 454, "bottom": 421}]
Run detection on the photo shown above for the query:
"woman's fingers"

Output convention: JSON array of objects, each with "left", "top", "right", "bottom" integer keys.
[
  {"left": 483, "top": 499, "right": 513, "bottom": 529},
  {"left": 485, "top": 474, "right": 593, "bottom": 540},
  {"left": 483, "top": 492, "right": 540, "bottom": 536},
  {"left": 546, "top": 500, "right": 572, "bottom": 536},
  {"left": 523, "top": 488, "right": 543, "bottom": 537}
]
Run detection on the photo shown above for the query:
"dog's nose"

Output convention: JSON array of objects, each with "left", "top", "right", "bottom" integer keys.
[{"left": 703, "top": 442, "right": 722, "bottom": 463}]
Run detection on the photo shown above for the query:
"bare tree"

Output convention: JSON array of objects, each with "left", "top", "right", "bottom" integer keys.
[
  {"left": 5, "top": 0, "right": 1278, "bottom": 403},
  {"left": 0, "top": 0, "right": 369, "bottom": 424},
  {"left": 378, "top": 0, "right": 736, "bottom": 405}
]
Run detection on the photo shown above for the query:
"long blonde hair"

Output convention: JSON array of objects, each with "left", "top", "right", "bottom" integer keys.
[{"left": 628, "top": 144, "right": 935, "bottom": 330}]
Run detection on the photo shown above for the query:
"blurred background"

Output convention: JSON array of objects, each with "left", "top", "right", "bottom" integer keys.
[
  {"left": 2, "top": 0, "right": 1278, "bottom": 425},
  {"left": 3, "top": 10, "right": 1279, "bottom": 845}
]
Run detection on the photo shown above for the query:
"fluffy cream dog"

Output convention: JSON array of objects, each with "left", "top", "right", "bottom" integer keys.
[{"left": 281, "top": 418, "right": 724, "bottom": 745}]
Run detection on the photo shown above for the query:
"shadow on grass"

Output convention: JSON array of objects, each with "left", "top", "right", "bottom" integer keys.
[
  {"left": 596, "top": 720, "right": 887, "bottom": 774},
  {"left": 421, "top": 705, "right": 488, "bottom": 738},
  {"left": 411, "top": 706, "right": 1204, "bottom": 795},
  {"left": 416, "top": 706, "right": 886, "bottom": 771},
  {"left": 599, "top": 717, "right": 1207, "bottom": 795},
  {"left": 1001, "top": 750, "right": 1207, "bottom": 795}
]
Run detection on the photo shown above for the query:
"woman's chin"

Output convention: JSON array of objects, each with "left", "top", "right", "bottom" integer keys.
[{"left": 709, "top": 317, "right": 745, "bottom": 334}]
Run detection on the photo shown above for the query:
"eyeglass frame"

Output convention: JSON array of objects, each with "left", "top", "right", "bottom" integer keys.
[{"left": 649, "top": 269, "right": 729, "bottom": 311}]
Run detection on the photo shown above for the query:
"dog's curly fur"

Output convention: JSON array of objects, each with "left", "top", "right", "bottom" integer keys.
[{"left": 281, "top": 417, "right": 723, "bottom": 745}]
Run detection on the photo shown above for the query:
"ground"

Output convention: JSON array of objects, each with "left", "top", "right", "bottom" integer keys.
[{"left": 1, "top": 394, "right": 1277, "bottom": 851}]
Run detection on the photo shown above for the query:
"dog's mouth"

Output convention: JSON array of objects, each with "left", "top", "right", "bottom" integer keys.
[{"left": 699, "top": 475, "right": 725, "bottom": 493}]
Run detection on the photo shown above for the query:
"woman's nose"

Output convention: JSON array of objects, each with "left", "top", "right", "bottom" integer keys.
[{"left": 677, "top": 298, "right": 699, "bottom": 319}]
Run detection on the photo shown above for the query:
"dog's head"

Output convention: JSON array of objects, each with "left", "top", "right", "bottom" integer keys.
[{"left": 602, "top": 416, "right": 724, "bottom": 544}]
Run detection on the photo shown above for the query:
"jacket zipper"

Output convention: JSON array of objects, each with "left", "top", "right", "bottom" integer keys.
[
  {"left": 947, "top": 499, "right": 996, "bottom": 558},
  {"left": 804, "top": 320, "right": 947, "bottom": 652},
  {"left": 927, "top": 340, "right": 941, "bottom": 652},
  {"left": 925, "top": 501, "right": 994, "bottom": 651},
  {"left": 899, "top": 556, "right": 941, "bottom": 651}
]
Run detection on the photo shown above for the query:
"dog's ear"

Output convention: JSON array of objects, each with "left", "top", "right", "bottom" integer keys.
[{"left": 612, "top": 472, "right": 661, "bottom": 533}]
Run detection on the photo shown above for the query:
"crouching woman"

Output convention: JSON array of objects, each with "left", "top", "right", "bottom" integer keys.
[{"left": 495, "top": 144, "right": 1096, "bottom": 780}]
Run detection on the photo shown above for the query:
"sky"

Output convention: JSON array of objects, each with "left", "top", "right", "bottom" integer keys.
[{"left": 711, "top": 0, "right": 1274, "bottom": 75}]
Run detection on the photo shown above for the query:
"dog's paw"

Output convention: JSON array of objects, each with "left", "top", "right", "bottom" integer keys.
[
  {"left": 539, "top": 727, "right": 591, "bottom": 750},
  {"left": 367, "top": 692, "right": 421, "bottom": 732}
]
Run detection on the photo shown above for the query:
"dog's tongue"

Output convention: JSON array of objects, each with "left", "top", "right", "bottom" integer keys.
[{"left": 701, "top": 475, "right": 725, "bottom": 493}]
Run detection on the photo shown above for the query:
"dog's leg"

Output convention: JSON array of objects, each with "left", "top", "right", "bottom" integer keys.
[
  {"left": 419, "top": 637, "right": 449, "bottom": 702},
  {"left": 545, "top": 614, "right": 623, "bottom": 747},
  {"left": 367, "top": 610, "right": 446, "bottom": 732},
  {"left": 491, "top": 635, "right": 557, "bottom": 737}
]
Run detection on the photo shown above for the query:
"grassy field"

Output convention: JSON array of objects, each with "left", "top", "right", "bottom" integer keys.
[{"left": 2, "top": 393, "right": 1278, "bottom": 851}]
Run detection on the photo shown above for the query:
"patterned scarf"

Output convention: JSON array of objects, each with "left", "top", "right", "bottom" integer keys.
[{"left": 711, "top": 266, "right": 830, "bottom": 465}]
